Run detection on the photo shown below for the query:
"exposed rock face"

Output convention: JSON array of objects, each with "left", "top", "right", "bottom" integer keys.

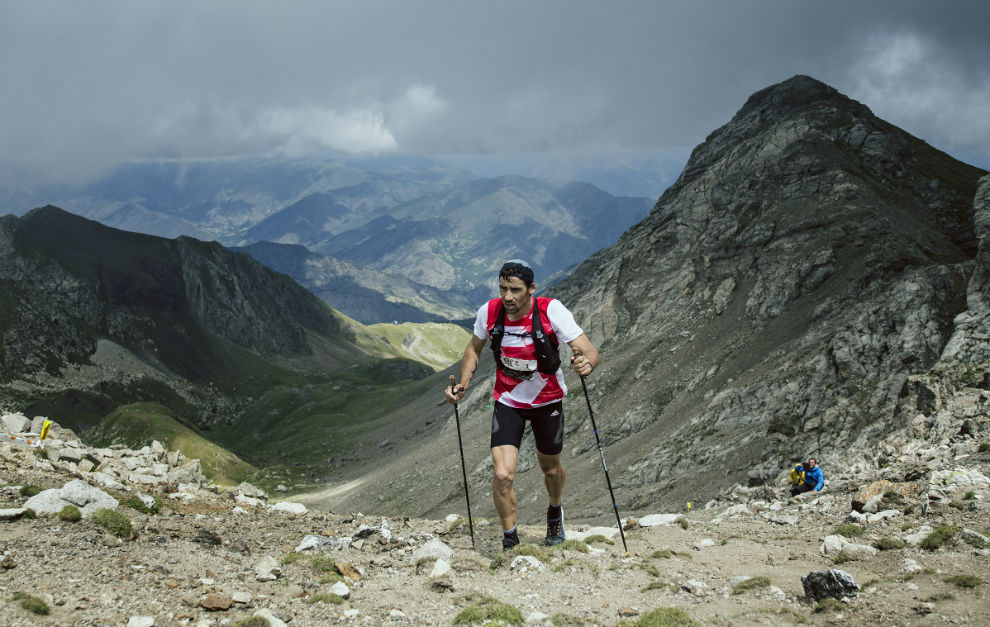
[
  {"left": 540, "top": 75, "right": 988, "bottom": 509},
  {"left": 0, "top": 206, "right": 355, "bottom": 430}
]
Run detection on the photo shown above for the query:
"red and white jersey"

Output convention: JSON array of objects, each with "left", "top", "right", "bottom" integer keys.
[{"left": 473, "top": 297, "right": 584, "bottom": 408}]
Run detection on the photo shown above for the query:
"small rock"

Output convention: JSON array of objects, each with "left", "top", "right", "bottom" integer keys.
[
  {"left": 846, "top": 510, "right": 867, "bottom": 524},
  {"left": 410, "top": 538, "right": 453, "bottom": 564},
  {"left": 429, "top": 558, "right": 452, "bottom": 578},
  {"left": 914, "top": 602, "right": 935, "bottom": 615},
  {"left": 510, "top": 555, "right": 544, "bottom": 572},
  {"left": 271, "top": 501, "right": 307, "bottom": 514},
  {"left": 899, "top": 558, "right": 922, "bottom": 574},
  {"left": 295, "top": 534, "right": 332, "bottom": 552},
  {"left": 126, "top": 617, "right": 155, "bottom": 627},
  {"left": 200, "top": 593, "right": 233, "bottom": 611},
  {"left": 330, "top": 581, "right": 351, "bottom": 599},
  {"left": 232, "top": 590, "right": 253, "bottom": 604},
  {"left": 618, "top": 607, "right": 639, "bottom": 617},
  {"left": 254, "top": 556, "right": 281, "bottom": 581},
  {"left": 638, "top": 513, "right": 681, "bottom": 527},
  {"left": 693, "top": 538, "right": 716, "bottom": 551},
  {"left": 344, "top": 609, "right": 360, "bottom": 618},
  {"left": 682, "top": 579, "right": 708, "bottom": 596},
  {"left": 390, "top": 609, "right": 407, "bottom": 619},
  {"left": 0, "top": 508, "right": 26, "bottom": 521},
  {"left": 336, "top": 561, "right": 364, "bottom": 581},
  {"left": 838, "top": 543, "right": 878, "bottom": 561}
]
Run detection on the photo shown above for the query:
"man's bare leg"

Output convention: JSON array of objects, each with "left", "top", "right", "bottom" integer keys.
[
  {"left": 491, "top": 444, "right": 519, "bottom": 530},
  {"left": 537, "top": 451, "right": 565, "bottom": 506}
]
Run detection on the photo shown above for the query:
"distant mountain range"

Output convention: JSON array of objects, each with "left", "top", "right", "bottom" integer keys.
[{"left": 19, "top": 157, "right": 654, "bottom": 311}]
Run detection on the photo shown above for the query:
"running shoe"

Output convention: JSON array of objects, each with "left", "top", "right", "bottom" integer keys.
[
  {"left": 502, "top": 528, "right": 519, "bottom": 551},
  {"left": 545, "top": 506, "right": 565, "bottom": 546}
]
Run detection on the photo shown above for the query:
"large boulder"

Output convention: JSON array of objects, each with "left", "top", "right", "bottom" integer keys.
[
  {"left": 802, "top": 569, "right": 859, "bottom": 602},
  {"left": 24, "top": 479, "right": 118, "bottom": 517}
]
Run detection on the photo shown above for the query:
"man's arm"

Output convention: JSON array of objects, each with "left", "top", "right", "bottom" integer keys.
[
  {"left": 813, "top": 469, "right": 824, "bottom": 491},
  {"left": 567, "top": 333, "right": 600, "bottom": 377},
  {"left": 446, "top": 334, "right": 486, "bottom": 404}
]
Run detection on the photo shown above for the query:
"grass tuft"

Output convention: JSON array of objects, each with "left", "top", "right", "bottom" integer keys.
[
  {"left": 944, "top": 574, "right": 983, "bottom": 589},
  {"left": 452, "top": 596, "right": 524, "bottom": 625},
  {"left": 59, "top": 504, "right": 81, "bottom": 522},
  {"left": 91, "top": 508, "right": 132, "bottom": 538},
  {"left": 732, "top": 576, "right": 771, "bottom": 594},
  {"left": 813, "top": 598, "right": 845, "bottom": 613},
  {"left": 832, "top": 523, "right": 866, "bottom": 538},
  {"left": 920, "top": 525, "right": 960, "bottom": 551},
  {"left": 121, "top": 494, "right": 160, "bottom": 515},
  {"left": 12, "top": 592, "right": 50, "bottom": 615},
  {"left": 618, "top": 607, "right": 698, "bottom": 627},
  {"left": 19, "top": 484, "right": 42, "bottom": 497},
  {"left": 874, "top": 537, "right": 906, "bottom": 551}
]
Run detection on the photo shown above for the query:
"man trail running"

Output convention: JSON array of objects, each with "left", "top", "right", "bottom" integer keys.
[{"left": 445, "top": 260, "right": 600, "bottom": 550}]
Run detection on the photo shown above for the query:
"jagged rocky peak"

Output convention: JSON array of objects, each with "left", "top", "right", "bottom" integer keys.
[{"left": 547, "top": 75, "right": 986, "bottom": 510}]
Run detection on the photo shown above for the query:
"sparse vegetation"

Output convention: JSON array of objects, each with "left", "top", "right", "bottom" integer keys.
[
  {"left": 549, "top": 539, "right": 589, "bottom": 554},
  {"left": 875, "top": 537, "right": 906, "bottom": 550},
  {"left": 676, "top": 517, "right": 689, "bottom": 530},
  {"left": 19, "top": 484, "right": 42, "bottom": 497},
  {"left": 832, "top": 523, "right": 866, "bottom": 538},
  {"left": 121, "top": 494, "right": 160, "bottom": 515},
  {"left": 963, "top": 490, "right": 976, "bottom": 500},
  {"left": 552, "top": 613, "right": 587, "bottom": 626},
  {"left": 12, "top": 592, "right": 50, "bottom": 615},
  {"left": 618, "top": 607, "right": 698, "bottom": 627},
  {"left": 978, "top": 442, "right": 990, "bottom": 453},
  {"left": 944, "top": 574, "right": 983, "bottom": 589},
  {"left": 962, "top": 532, "right": 989, "bottom": 549},
  {"left": 488, "top": 553, "right": 506, "bottom": 572},
  {"left": 814, "top": 598, "right": 845, "bottom": 613},
  {"left": 583, "top": 534, "right": 614, "bottom": 545},
  {"left": 59, "top": 504, "right": 81, "bottom": 522},
  {"left": 310, "top": 555, "right": 339, "bottom": 575},
  {"left": 280, "top": 552, "right": 304, "bottom": 565},
  {"left": 91, "top": 508, "right": 132, "bottom": 538},
  {"left": 452, "top": 596, "right": 524, "bottom": 625},
  {"left": 651, "top": 549, "right": 673, "bottom": 559},
  {"left": 920, "top": 525, "right": 960, "bottom": 551},
  {"left": 732, "top": 576, "right": 771, "bottom": 594},
  {"left": 306, "top": 593, "right": 345, "bottom": 605}
]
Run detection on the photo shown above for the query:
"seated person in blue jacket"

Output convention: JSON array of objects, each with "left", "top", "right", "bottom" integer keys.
[{"left": 790, "top": 457, "right": 824, "bottom": 496}]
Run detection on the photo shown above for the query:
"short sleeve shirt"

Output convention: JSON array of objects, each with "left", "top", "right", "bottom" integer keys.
[{"left": 473, "top": 298, "right": 584, "bottom": 408}]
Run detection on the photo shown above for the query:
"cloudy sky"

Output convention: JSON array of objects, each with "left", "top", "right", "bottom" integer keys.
[{"left": 1, "top": 0, "right": 987, "bottom": 189}]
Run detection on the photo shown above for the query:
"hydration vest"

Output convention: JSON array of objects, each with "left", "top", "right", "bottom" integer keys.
[{"left": 487, "top": 297, "right": 561, "bottom": 377}]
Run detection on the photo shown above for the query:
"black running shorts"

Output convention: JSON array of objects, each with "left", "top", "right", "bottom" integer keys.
[{"left": 490, "top": 401, "right": 564, "bottom": 455}]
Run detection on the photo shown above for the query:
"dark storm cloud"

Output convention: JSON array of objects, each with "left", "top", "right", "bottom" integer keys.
[{"left": 0, "top": 0, "right": 986, "bottom": 186}]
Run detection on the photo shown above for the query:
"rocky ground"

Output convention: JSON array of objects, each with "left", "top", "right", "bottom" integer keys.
[{"left": 1, "top": 405, "right": 989, "bottom": 627}]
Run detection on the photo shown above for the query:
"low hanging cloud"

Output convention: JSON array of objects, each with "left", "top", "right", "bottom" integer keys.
[
  {"left": 258, "top": 106, "right": 398, "bottom": 156},
  {"left": 848, "top": 30, "right": 990, "bottom": 150}
]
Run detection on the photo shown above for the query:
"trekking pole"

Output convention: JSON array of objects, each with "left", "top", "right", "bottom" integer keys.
[
  {"left": 578, "top": 370, "right": 629, "bottom": 555},
  {"left": 450, "top": 375, "right": 476, "bottom": 548}
]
